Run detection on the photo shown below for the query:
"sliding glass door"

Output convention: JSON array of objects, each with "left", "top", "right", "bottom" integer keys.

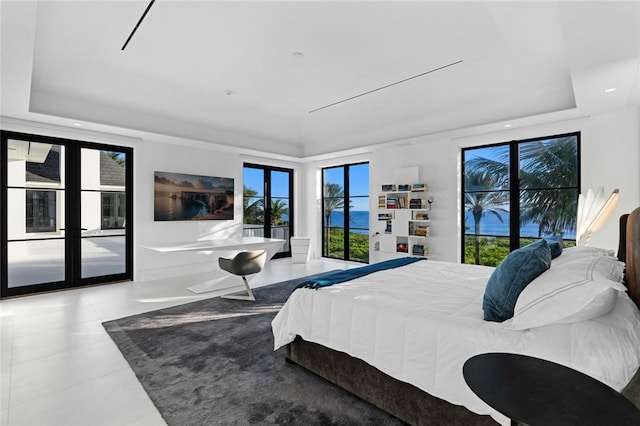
[{"left": 1, "top": 131, "right": 133, "bottom": 297}]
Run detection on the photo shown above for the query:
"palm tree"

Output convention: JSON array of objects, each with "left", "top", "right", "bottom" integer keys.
[
  {"left": 464, "top": 168, "right": 509, "bottom": 265},
  {"left": 243, "top": 185, "right": 263, "bottom": 225},
  {"left": 469, "top": 137, "right": 578, "bottom": 238},
  {"left": 270, "top": 199, "right": 289, "bottom": 225},
  {"left": 323, "top": 183, "right": 345, "bottom": 256},
  {"left": 518, "top": 138, "right": 578, "bottom": 237},
  {"left": 105, "top": 151, "right": 125, "bottom": 166}
]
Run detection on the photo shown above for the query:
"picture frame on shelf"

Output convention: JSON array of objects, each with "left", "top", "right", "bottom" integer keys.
[{"left": 398, "top": 184, "right": 410, "bottom": 192}]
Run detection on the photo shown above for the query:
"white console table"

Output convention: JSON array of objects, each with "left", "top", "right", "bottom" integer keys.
[{"left": 143, "top": 237, "right": 285, "bottom": 294}]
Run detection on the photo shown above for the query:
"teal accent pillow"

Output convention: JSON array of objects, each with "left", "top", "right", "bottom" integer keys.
[
  {"left": 545, "top": 239, "right": 563, "bottom": 259},
  {"left": 483, "top": 239, "right": 552, "bottom": 322}
]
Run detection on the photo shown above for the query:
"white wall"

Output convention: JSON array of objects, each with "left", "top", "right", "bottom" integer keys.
[
  {"left": 134, "top": 139, "right": 244, "bottom": 281},
  {"left": 368, "top": 142, "right": 458, "bottom": 262},
  {"left": 134, "top": 145, "right": 306, "bottom": 281},
  {"left": 298, "top": 153, "right": 371, "bottom": 261}
]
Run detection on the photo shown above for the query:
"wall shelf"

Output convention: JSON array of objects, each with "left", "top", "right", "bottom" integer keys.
[{"left": 377, "top": 183, "right": 431, "bottom": 258}]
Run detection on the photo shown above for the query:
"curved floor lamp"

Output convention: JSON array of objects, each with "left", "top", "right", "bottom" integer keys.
[{"left": 577, "top": 188, "right": 619, "bottom": 246}]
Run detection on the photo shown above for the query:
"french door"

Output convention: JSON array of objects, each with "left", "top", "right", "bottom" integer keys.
[
  {"left": 242, "top": 163, "right": 293, "bottom": 259},
  {"left": 322, "top": 162, "right": 370, "bottom": 263},
  {"left": 1, "top": 131, "right": 133, "bottom": 297}
]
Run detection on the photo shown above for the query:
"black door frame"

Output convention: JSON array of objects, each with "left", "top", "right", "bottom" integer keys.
[
  {"left": 1, "top": 130, "right": 134, "bottom": 298},
  {"left": 243, "top": 163, "right": 293, "bottom": 260},
  {"left": 321, "top": 161, "right": 369, "bottom": 263}
]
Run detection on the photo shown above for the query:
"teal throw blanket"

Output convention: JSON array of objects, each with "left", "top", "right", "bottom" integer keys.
[{"left": 296, "top": 257, "right": 426, "bottom": 290}]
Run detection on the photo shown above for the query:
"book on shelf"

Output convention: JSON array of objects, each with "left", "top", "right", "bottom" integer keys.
[
  {"left": 386, "top": 197, "right": 397, "bottom": 209},
  {"left": 413, "top": 212, "right": 429, "bottom": 220},
  {"left": 414, "top": 226, "right": 430, "bottom": 237},
  {"left": 381, "top": 184, "right": 397, "bottom": 192},
  {"left": 408, "top": 222, "right": 430, "bottom": 236},
  {"left": 378, "top": 195, "right": 386, "bottom": 208},
  {"left": 398, "top": 184, "right": 410, "bottom": 192},
  {"left": 385, "top": 220, "right": 392, "bottom": 233},
  {"left": 412, "top": 244, "right": 427, "bottom": 256},
  {"left": 409, "top": 198, "right": 426, "bottom": 209}
]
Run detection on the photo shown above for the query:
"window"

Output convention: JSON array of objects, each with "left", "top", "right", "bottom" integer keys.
[
  {"left": 26, "top": 190, "right": 57, "bottom": 233},
  {"left": 101, "top": 192, "right": 126, "bottom": 229},
  {"left": 462, "top": 133, "right": 579, "bottom": 266},
  {"left": 322, "top": 162, "right": 369, "bottom": 263}
]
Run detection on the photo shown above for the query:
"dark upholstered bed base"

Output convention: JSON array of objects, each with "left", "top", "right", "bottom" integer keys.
[{"left": 285, "top": 337, "right": 498, "bottom": 425}]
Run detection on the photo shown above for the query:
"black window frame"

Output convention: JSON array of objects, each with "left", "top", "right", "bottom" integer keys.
[
  {"left": 26, "top": 189, "right": 58, "bottom": 233},
  {"left": 461, "top": 131, "right": 581, "bottom": 263},
  {"left": 101, "top": 191, "right": 126, "bottom": 230}
]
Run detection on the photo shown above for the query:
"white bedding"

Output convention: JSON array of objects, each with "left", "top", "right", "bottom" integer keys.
[{"left": 271, "top": 260, "right": 640, "bottom": 425}]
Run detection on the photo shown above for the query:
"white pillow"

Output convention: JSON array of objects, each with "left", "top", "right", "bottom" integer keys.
[
  {"left": 553, "top": 245, "right": 616, "bottom": 266},
  {"left": 552, "top": 248, "right": 624, "bottom": 283},
  {"left": 502, "top": 256, "right": 627, "bottom": 330}
]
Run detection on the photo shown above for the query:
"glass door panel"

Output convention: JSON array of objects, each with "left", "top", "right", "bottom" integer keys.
[
  {"left": 243, "top": 167, "right": 265, "bottom": 237},
  {"left": 348, "top": 163, "right": 369, "bottom": 262},
  {"left": 6, "top": 140, "right": 66, "bottom": 288},
  {"left": 270, "top": 170, "right": 290, "bottom": 253},
  {"left": 80, "top": 148, "right": 127, "bottom": 279}
]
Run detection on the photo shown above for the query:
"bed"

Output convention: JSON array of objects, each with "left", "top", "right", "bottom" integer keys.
[{"left": 272, "top": 207, "right": 640, "bottom": 425}]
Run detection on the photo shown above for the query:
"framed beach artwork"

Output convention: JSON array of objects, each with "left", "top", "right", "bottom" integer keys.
[{"left": 154, "top": 171, "right": 234, "bottom": 221}]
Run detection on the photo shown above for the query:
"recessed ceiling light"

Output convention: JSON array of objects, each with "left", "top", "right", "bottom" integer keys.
[
  {"left": 73, "top": 123, "right": 82, "bottom": 126},
  {"left": 504, "top": 124, "right": 512, "bottom": 128},
  {"left": 292, "top": 52, "right": 304, "bottom": 59},
  {"left": 605, "top": 87, "right": 617, "bottom": 93},
  {"left": 225, "top": 90, "right": 233, "bottom": 96}
]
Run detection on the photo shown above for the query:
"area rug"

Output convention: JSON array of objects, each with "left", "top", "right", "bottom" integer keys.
[{"left": 103, "top": 272, "right": 404, "bottom": 425}]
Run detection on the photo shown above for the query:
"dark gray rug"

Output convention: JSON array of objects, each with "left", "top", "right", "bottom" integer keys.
[{"left": 103, "top": 273, "right": 404, "bottom": 425}]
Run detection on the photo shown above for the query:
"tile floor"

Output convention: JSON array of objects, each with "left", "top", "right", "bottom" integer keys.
[{"left": 0, "top": 258, "right": 353, "bottom": 426}]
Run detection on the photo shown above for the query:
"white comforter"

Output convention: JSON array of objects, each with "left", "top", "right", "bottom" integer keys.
[{"left": 272, "top": 260, "right": 640, "bottom": 425}]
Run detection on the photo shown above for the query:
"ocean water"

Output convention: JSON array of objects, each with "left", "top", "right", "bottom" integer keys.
[
  {"left": 325, "top": 211, "right": 369, "bottom": 234},
  {"left": 465, "top": 212, "right": 576, "bottom": 239},
  {"left": 324, "top": 210, "right": 576, "bottom": 240}
]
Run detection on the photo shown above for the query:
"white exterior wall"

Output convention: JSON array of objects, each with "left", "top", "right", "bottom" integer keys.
[
  {"left": 7, "top": 160, "right": 26, "bottom": 240},
  {"left": 80, "top": 148, "right": 102, "bottom": 233}
]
